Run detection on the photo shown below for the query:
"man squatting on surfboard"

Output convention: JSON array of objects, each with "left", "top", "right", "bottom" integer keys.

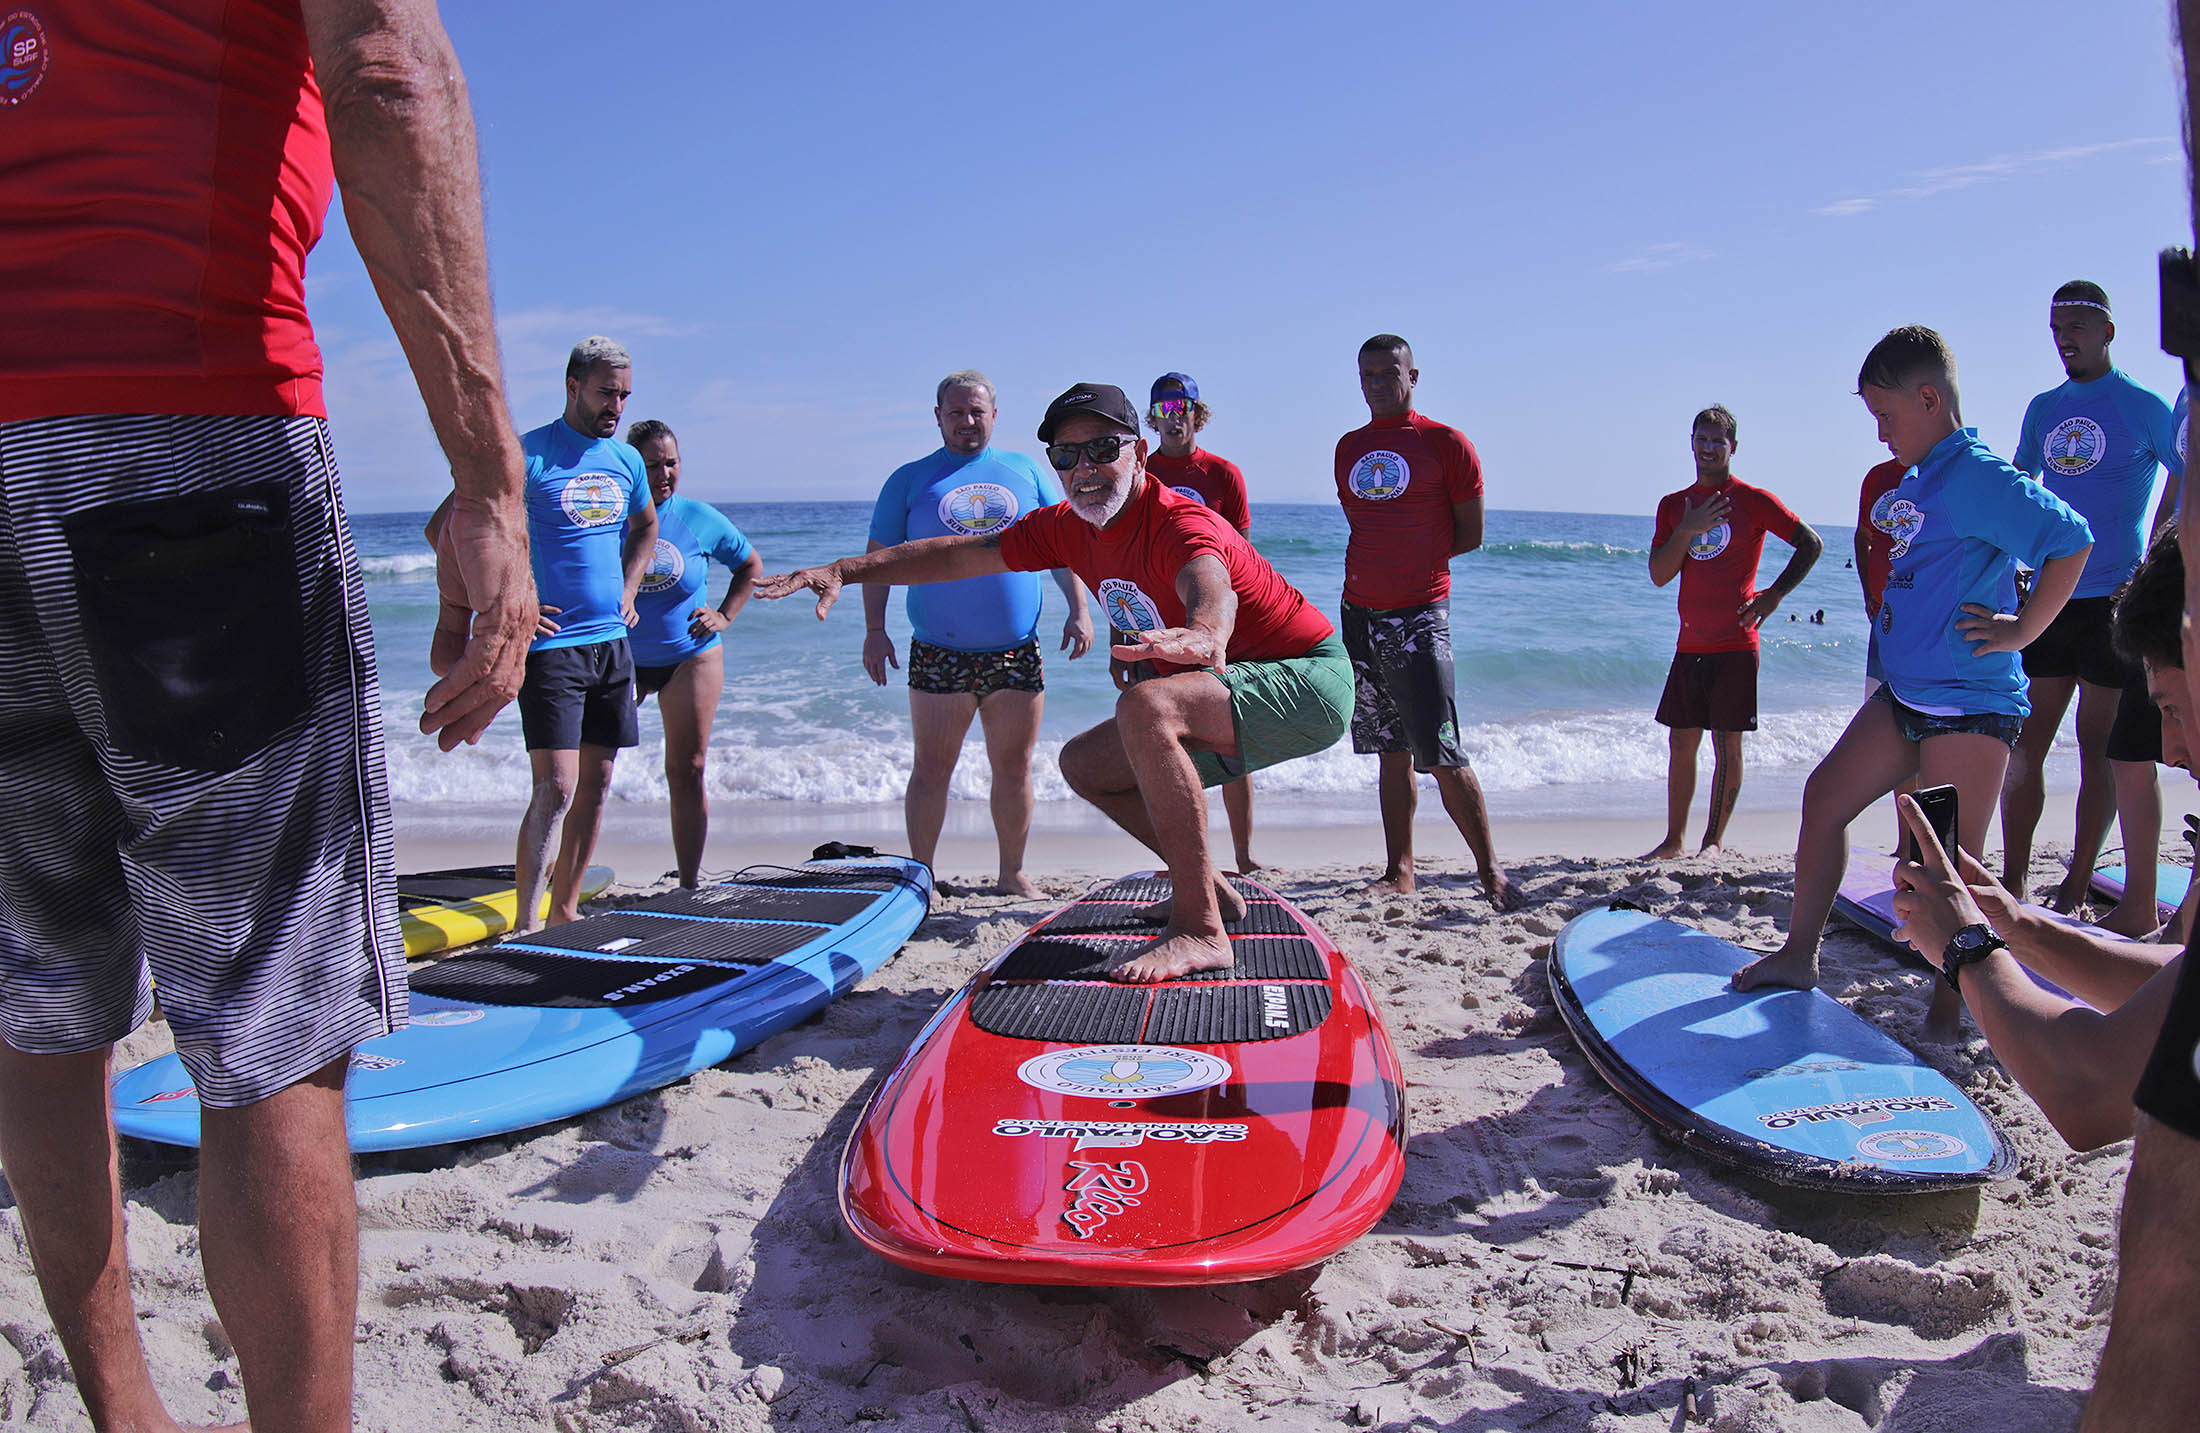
[
  {"left": 1732, "top": 326, "right": 2094, "bottom": 1008},
  {"left": 0, "top": 3, "right": 537, "bottom": 1429},
  {"left": 1891, "top": 525, "right": 2189, "bottom": 1151},
  {"left": 759, "top": 383, "right": 1353, "bottom": 982}
]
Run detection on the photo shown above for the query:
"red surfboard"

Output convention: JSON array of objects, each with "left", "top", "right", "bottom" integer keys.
[{"left": 840, "top": 872, "right": 1406, "bottom": 1285}]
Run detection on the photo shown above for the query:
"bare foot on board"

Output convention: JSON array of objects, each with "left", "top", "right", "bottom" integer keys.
[{"left": 1107, "top": 927, "right": 1236, "bottom": 984}]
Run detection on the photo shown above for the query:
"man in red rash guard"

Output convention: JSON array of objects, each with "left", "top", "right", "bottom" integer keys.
[
  {"left": 1642, "top": 405, "right": 1823, "bottom": 858},
  {"left": 1857, "top": 455, "right": 1914, "bottom": 850},
  {"left": 760, "top": 383, "right": 1353, "bottom": 982},
  {"left": 1143, "top": 371, "right": 1261, "bottom": 871},
  {"left": 1335, "top": 335, "right": 1521, "bottom": 908},
  {"left": 0, "top": 2, "right": 533, "bottom": 1429}
]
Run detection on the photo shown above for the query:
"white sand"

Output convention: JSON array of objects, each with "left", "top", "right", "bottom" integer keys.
[{"left": 0, "top": 795, "right": 2176, "bottom": 1430}]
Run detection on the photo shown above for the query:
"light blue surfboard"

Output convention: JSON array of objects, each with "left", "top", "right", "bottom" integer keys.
[
  {"left": 2090, "top": 862, "right": 2191, "bottom": 924},
  {"left": 112, "top": 857, "right": 930, "bottom": 1153},
  {"left": 1549, "top": 904, "right": 2011, "bottom": 1191}
]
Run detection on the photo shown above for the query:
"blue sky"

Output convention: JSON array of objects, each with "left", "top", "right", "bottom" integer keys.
[{"left": 315, "top": 1, "right": 2193, "bottom": 524}]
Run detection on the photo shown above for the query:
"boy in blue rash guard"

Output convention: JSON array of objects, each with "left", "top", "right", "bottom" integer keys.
[
  {"left": 2000, "top": 281, "right": 2185, "bottom": 932},
  {"left": 626, "top": 420, "right": 762, "bottom": 887},
  {"left": 863, "top": 371, "right": 1093, "bottom": 894},
  {"left": 1735, "top": 326, "right": 2092, "bottom": 1026}
]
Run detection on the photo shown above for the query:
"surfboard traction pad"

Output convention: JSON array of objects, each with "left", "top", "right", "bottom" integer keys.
[
  {"left": 967, "top": 876, "right": 1335, "bottom": 1044},
  {"left": 394, "top": 866, "right": 524, "bottom": 908},
  {"left": 406, "top": 874, "right": 892, "bottom": 1011}
]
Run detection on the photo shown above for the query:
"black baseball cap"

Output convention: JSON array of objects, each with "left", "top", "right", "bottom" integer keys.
[{"left": 1036, "top": 382, "right": 1139, "bottom": 442}]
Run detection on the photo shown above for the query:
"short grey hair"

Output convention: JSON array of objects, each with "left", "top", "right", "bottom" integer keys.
[
  {"left": 567, "top": 336, "right": 632, "bottom": 382},
  {"left": 936, "top": 370, "right": 995, "bottom": 405}
]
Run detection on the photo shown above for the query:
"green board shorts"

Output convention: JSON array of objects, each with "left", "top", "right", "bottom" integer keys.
[{"left": 1190, "top": 634, "right": 1354, "bottom": 788}]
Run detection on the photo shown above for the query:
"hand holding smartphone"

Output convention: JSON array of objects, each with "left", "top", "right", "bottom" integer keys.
[{"left": 1904, "top": 784, "right": 1960, "bottom": 866}]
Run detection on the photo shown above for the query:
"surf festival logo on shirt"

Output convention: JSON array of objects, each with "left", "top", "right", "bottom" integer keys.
[
  {"left": 1688, "top": 522, "right": 1732, "bottom": 560},
  {"left": 1016, "top": 1044, "right": 1232, "bottom": 1100},
  {"left": 1170, "top": 485, "right": 1209, "bottom": 506},
  {"left": 0, "top": 11, "right": 49, "bottom": 108},
  {"left": 1884, "top": 498, "right": 1924, "bottom": 558},
  {"left": 2043, "top": 416, "right": 2107, "bottom": 477},
  {"left": 1098, "top": 579, "right": 1164, "bottom": 634},
  {"left": 939, "top": 482, "right": 1020, "bottom": 535},
  {"left": 1347, "top": 449, "right": 1410, "bottom": 500},
  {"left": 637, "top": 537, "right": 683, "bottom": 594},
  {"left": 559, "top": 473, "right": 628, "bottom": 528}
]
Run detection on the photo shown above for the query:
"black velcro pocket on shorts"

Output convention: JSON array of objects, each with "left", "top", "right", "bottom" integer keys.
[{"left": 63, "top": 484, "right": 307, "bottom": 772}]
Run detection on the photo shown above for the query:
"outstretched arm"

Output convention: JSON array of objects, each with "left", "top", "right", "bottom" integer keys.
[
  {"left": 304, "top": 0, "right": 534, "bottom": 750},
  {"left": 757, "top": 534, "right": 1012, "bottom": 621},
  {"left": 1891, "top": 795, "right": 2177, "bottom": 1150}
]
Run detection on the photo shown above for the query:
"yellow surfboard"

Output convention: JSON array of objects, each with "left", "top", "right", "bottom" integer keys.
[{"left": 397, "top": 866, "right": 617, "bottom": 958}]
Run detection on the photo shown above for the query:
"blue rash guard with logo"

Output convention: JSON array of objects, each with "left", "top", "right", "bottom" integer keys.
[
  {"left": 1878, "top": 427, "right": 2092, "bottom": 718},
  {"left": 630, "top": 495, "right": 754, "bottom": 667},
  {"left": 2012, "top": 368, "right": 2181, "bottom": 597},
  {"left": 868, "top": 447, "right": 1065, "bottom": 652},
  {"left": 523, "top": 418, "right": 652, "bottom": 652}
]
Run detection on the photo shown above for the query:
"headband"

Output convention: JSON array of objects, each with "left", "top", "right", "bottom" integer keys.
[{"left": 2053, "top": 299, "right": 2112, "bottom": 316}]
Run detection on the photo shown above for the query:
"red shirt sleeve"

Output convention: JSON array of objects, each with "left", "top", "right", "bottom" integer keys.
[
  {"left": 1428, "top": 423, "right": 1485, "bottom": 503},
  {"left": 1653, "top": 493, "right": 1681, "bottom": 550},
  {"left": 998, "top": 506, "right": 1064, "bottom": 572},
  {"left": 1745, "top": 484, "right": 1802, "bottom": 543},
  {"left": 1215, "top": 457, "right": 1251, "bottom": 533}
]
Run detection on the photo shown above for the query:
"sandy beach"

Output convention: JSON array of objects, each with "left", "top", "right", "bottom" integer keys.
[{"left": 5, "top": 785, "right": 2186, "bottom": 1432}]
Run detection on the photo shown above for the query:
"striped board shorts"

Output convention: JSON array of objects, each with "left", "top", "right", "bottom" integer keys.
[{"left": 0, "top": 414, "right": 406, "bottom": 1107}]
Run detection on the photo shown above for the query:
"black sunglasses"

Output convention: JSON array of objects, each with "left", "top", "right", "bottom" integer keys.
[{"left": 1045, "top": 434, "right": 1136, "bottom": 471}]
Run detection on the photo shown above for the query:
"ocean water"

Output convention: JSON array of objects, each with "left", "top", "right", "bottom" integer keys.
[{"left": 352, "top": 503, "right": 2019, "bottom": 830}]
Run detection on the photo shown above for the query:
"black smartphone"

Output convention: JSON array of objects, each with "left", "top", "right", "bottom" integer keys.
[{"left": 1905, "top": 783, "right": 1960, "bottom": 864}]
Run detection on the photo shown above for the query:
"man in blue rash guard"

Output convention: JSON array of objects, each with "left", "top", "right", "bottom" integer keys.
[
  {"left": 2000, "top": 282, "right": 2184, "bottom": 932},
  {"left": 865, "top": 371, "right": 1093, "bottom": 894},
  {"left": 512, "top": 337, "right": 658, "bottom": 930},
  {"left": 626, "top": 419, "right": 762, "bottom": 887}
]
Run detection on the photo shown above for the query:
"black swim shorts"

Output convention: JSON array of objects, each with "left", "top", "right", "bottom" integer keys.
[
  {"left": 519, "top": 638, "right": 640, "bottom": 751},
  {"left": 1341, "top": 600, "right": 1470, "bottom": 771},
  {"left": 2022, "top": 594, "right": 2139, "bottom": 688}
]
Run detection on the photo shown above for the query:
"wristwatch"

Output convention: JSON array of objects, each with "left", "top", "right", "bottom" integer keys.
[{"left": 1939, "top": 923, "right": 2008, "bottom": 992}]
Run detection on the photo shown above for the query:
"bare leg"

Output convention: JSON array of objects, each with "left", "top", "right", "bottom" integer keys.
[
  {"left": 975, "top": 688, "right": 1042, "bottom": 896},
  {"left": 1642, "top": 725, "right": 1700, "bottom": 859},
  {"left": 656, "top": 648, "right": 723, "bottom": 888},
  {"left": 1430, "top": 765, "right": 1522, "bottom": 910},
  {"left": 1060, "top": 719, "right": 1245, "bottom": 924},
  {"left": 198, "top": 1056, "right": 357, "bottom": 1433},
  {"left": 0, "top": 1042, "right": 235, "bottom": 1433},
  {"left": 1734, "top": 699, "right": 1917, "bottom": 991},
  {"left": 1701, "top": 729, "right": 1744, "bottom": 854},
  {"left": 547, "top": 743, "right": 618, "bottom": 924},
  {"left": 1915, "top": 729, "right": 2015, "bottom": 1036},
  {"left": 2082, "top": 1114, "right": 2200, "bottom": 1431},
  {"left": 2052, "top": 680, "right": 2123, "bottom": 912},
  {"left": 905, "top": 689, "right": 977, "bottom": 877},
  {"left": 2001, "top": 674, "right": 2076, "bottom": 897},
  {"left": 2103, "top": 756, "right": 2164, "bottom": 937},
  {"left": 1097, "top": 675, "right": 1241, "bottom": 983},
  {"left": 1370, "top": 750, "right": 1419, "bottom": 894},
  {"left": 1222, "top": 775, "right": 1259, "bottom": 872},
  {"left": 512, "top": 747, "right": 578, "bottom": 935}
]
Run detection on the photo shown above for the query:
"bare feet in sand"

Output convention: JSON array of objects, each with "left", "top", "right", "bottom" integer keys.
[
  {"left": 1107, "top": 926, "right": 1235, "bottom": 983},
  {"left": 1922, "top": 978, "right": 1965, "bottom": 1039},
  {"left": 1367, "top": 868, "right": 1415, "bottom": 896},
  {"left": 1483, "top": 869, "right": 1526, "bottom": 911},
  {"left": 1234, "top": 852, "right": 1263, "bottom": 873},
  {"left": 1638, "top": 839, "right": 1685, "bottom": 861},
  {"left": 1731, "top": 944, "right": 1818, "bottom": 992},
  {"left": 2048, "top": 874, "right": 2091, "bottom": 915},
  {"left": 2099, "top": 899, "right": 2164, "bottom": 939},
  {"left": 992, "top": 873, "right": 1040, "bottom": 897},
  {"left": 1133, "top": 881, "right": 1248, "bottom": 926}
]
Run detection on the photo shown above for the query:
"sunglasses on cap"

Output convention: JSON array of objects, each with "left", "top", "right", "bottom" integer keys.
[{"left": 1045, "top": 434, "right": 1137, "bottom": 470}]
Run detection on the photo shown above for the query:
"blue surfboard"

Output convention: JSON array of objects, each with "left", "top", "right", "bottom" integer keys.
[
  {"left": 1549, "top": 904, "right": 2011, "bottom": 1191},
  {"left": 112, "top": 857, "right": 930, "bottom": 1152},
  {"left": 2090, "top": 862, "right": 2191, "bottom": 924}
]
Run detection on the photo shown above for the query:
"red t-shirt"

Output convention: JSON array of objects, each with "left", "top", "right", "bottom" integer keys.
[
  {"left": 1, "top": 2, "right": 333, "bottom": 420},
  {"left": 1333, "top": 412, "right": 1484, "bottom": 609},
  {"left": 1856, "top": 459, "right": 1907, "bottom": 617},
  {"left": 1652, "top": 476, "right": 1804, "bottom": 654},
  {"left": 1000, "top": 479, "right": 1332, "bottom": 675},
  {"left": 1145, "top": 448, "right": 1251, "bottom": 533}
]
